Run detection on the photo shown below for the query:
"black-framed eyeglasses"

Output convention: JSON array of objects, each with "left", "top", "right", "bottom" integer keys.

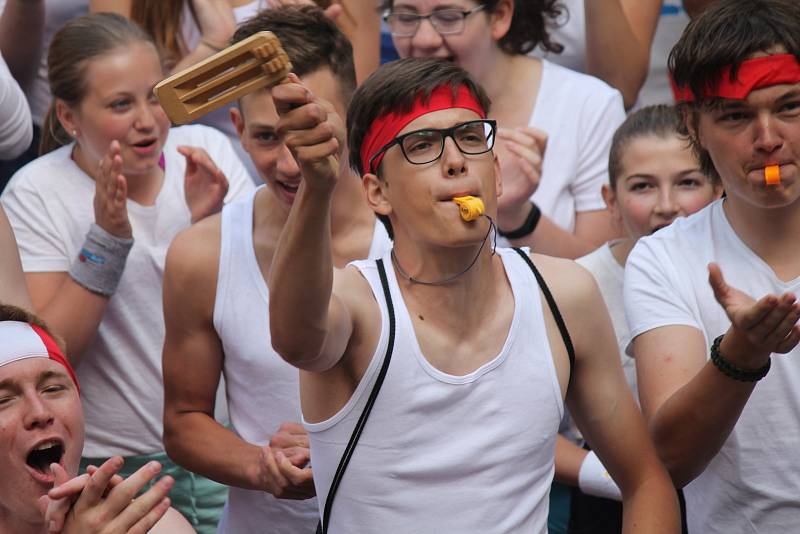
[
  {"left": 369, "top": 119, "right": 496, "bottom": 174},
  {"left": 383, "top": 5, "right": 487, "bottom": 38}
]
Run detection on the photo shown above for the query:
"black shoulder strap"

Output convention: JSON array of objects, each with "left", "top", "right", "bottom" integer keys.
[
  {"left": 317, "top": 258, "right": 396, "bottom": 534},
  {"left": 512, "top": 248, "right": 575, "bottom": 373}
]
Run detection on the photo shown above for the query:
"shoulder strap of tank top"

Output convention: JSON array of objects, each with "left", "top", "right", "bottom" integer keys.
[
  {"left": 317, "top": 257, "right": 396, "bottom": 534},
  {"left": 512, "top": 248, "right": 575, "bottom": 373}
]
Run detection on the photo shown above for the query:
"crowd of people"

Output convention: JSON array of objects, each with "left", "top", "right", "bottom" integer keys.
[{"left": 0, "top": 0, "right": 797, "bottom": 533}]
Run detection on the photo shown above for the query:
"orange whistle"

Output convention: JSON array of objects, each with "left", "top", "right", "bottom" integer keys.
[
  {"left": 452, "top": 196, "right": 484, "bottom": 222},
  {"left": 765, "top": 165, "right": 781, "bottom": 185}
]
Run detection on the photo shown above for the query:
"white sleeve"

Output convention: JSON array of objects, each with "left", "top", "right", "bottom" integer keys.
[
  {"left": 571, "top": 88, "right": 625, "bottom": 213},
  {"left": 624, "top": 237, "right": 703, "bottom": 349},
  {"left": 0, "top": 173, "right": 72, "bottom": 272},
  {"left": 0, "top": 53, "right": 32, "bottom": 159}
]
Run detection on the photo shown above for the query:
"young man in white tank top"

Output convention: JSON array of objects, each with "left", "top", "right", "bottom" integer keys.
[
  {"left": 161, "top": 7, "right": 389, "bottom": 534},
  {"left": 267, "top": 57, "right": 680, "bottom": 533}
]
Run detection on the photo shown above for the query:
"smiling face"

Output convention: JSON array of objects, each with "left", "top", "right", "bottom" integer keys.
[
  {"left": 693, "top": 80, "right": 800, "bottom": 209},
  {"left": 605, "top": 134, "right": 721, "bottom": 239},
  {"left": 0, "top": 358, "right": 83, "bottom": 526},
  {"left": 58, "top": 40, "right": 170, "bottom": 181},
  {"left": 365, "top": 107, "right": 501, "bottom": 246},
  {"left": 234, "top": 67, "right": 348, "bottom": 211},
  {"left": 389, "top": 0, "right": 510, "bottom": 82}
]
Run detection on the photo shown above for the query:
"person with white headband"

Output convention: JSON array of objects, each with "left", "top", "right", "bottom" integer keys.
[{"left": 0, "top": 303, "right": 194, "bottom": 534}]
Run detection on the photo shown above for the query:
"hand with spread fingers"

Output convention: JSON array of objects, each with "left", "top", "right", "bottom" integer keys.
[
  {"left": 179, "top": 145, "right": 230, "bottom": 223},
  {"left": 46, "top": 456, "right": 174, "bottom": 534},
  {"left": 494, "top": 126, "right": 547, "bottom": 231},
  {"left": 94, "top": 141, "right": 132, "bottom": 239},
  {"left": 272, "top": 73, "right": 344, "bottom": 193},
  {"left": 708, "top": 262, "right": 800, "bottom": 368}
]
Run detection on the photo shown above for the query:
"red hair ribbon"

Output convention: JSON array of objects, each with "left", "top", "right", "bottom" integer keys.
[
  {"left": 360, "top": 84, "right": 487, "bottom": 174},
  {"left": 672, "top": 54, "right": 800, "bottom": 102}
]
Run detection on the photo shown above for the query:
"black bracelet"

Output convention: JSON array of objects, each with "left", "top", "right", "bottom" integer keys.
[
  {"left": 498, "top": 202, "right": 541, "bottom": 240},
  {"left": 709, "top": 334, "right": 771, "bottom": 382}
]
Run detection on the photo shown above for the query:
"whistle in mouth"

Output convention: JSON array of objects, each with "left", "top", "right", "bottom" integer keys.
[
  {"left": 452, "top": 196, "right": 485, "bottom": 222},
  {"left": 765, "top": 164, "right": 781, "bottom": 186}
]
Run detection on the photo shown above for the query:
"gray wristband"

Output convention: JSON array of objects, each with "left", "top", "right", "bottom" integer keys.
[{"left": 69, "top": 223, "right": 134, "bottom": 297}]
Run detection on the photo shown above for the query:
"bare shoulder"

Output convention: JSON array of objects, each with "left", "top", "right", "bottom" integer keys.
[
  {"left": 165, "top": 213, "right": 222, "bottom": 284},
  {"left": 530, "top": 252, "right": 601, "bottom": 311}
]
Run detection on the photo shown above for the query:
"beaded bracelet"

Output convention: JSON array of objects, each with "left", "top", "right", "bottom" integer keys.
[
  {"left": 709, "top": 334, "right": 771, "bottom": 382},
  {"left": 498, "top": 201, "right": 541, "bottom": 240}
]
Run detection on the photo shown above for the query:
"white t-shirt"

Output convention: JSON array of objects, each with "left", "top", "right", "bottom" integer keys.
[
  {"left": 0, "top": 52, "right": 32, "bottom": 159},
  {"left": 624, "top": 200, "right": 800, "bottom": 533},
  {"left": 576, "top": 241, "right": 636, "bottom": 399},
  {"left": 214, "top": 188, "right": 391, "bottom": 534},
  {"left": 530, "top": 60, "right": 624, "bottom": 232},
  {"left": 0, "top": 0, "right": 88, "bottom": 126},
  {"left": 0, "top": 125, "right": 255, "bottom": 457}
]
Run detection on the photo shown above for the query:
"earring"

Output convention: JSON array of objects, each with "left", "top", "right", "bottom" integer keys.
[{"left": 71, "top": 130, "right": 77, "bottom": 137}]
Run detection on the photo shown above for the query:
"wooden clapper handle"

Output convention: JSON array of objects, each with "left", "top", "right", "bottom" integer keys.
[{"left": 154, "top": 31, "right": 292, "bottom": 125}]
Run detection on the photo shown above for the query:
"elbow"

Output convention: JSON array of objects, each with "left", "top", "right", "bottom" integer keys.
[
  {"left": 271, "top": 337, "right": 330, "bottom": 372},
  {"left": 162, "top": 414, "right": 188, "bottom": 467},
  {"left": 651, "top": 427, "right": 704, "bottom": 489}
]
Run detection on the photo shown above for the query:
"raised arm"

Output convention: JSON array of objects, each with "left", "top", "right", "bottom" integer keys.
[
  {"left": 0, "top": 0, "right": 44, "bottom": 89},
  {"left": 583, "top": 0, "right": 662, "bottom": 109},
  {"left": 0, "top": 205, "right": 31, "bottom": 309},
  {"left": 541, "top": 255, "right": 679, "bottom": 531},
  {"left": 267, "top": 74, "right": 356, "bottom": 371},
  {"left": 162, "top": 220, "right": 313, "bottom": 497},
  {"left": 634, "top": 264, "right": 800, "bottom": 487}
]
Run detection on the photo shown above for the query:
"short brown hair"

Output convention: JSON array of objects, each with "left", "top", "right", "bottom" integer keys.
[
  {"left": 233, "top": 5, "right": 356, "bottom": 106},
  {"left": 670, "top": 0, "right": 800, "bottom": 179}
]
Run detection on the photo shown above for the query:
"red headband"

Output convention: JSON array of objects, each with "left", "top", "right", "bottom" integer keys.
[
  {"left": 0, "top": 321, "right": 80, "bottom": 393},
  {"left": 30, "top": 324, "right": 80, "bottom": 393},
  {"left": 673, "top": 54, "right": 800, "bottom": 102},
  {"left": 360, "top": 84, "right": 487, "bottom": 174}
]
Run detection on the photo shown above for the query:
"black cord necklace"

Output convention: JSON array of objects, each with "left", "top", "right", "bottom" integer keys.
[{"left": 391, "top": 215, "right": 497, "bottom": 286}]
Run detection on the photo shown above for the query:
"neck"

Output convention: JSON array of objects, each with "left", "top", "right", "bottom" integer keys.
[
  {"left": 0, "top": 510, "right": 43, "bottom": 534},
  {"left": 723, "top": 195, "right": 800, "bottom": 278},
  {"left": 610, "top": 238, "right": 637, "bottom": 267},
  {"left": 329, "top": 167, "right": 374, "bottom": 238},
  {"left": 72, "top": 144, "right": 163, "bottom": 205},
  {"left": 475, "top": 54, "right": 541, "bottom": 125}
]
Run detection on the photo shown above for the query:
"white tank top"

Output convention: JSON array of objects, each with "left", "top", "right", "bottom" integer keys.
[
  {"left": 213, "top": 189, "right": 391, "bottom": 533},
  {"left": 305, "top": 248, "right": 565, "bottom": 533}
]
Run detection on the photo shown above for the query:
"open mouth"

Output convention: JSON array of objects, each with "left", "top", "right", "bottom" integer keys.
[
  {"left": 131, "top": 139, "right": 157, "bottom": 149},
  {"left": 26, "top": 440, "right": 64, "bottom": 476},
  {"left": 276, "top": 181, "right": 299, "bottom": 194}
]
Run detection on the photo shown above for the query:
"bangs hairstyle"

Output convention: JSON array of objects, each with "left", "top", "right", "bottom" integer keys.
[
  {"left": 380, "top": 0, "right": 564, "bottom": 55},
  {"left": 608, "top": 105, "right": 693, "bottom": 189},
  {"left": 670, "top": 0, "right": 800, "bottom": 179},
  {"left": 232, "top": 5, "right": 356, "bottom": 105},
  {"left": 347, "top": 58, "right": 491, "bottom": 177}
]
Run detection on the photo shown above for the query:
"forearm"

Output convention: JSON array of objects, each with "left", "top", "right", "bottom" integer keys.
[
  {"left": 650, "top": 361, "right": 755, "bottom": 487},
  {"left": 508, "top": 215, "right": 597, "bottom": 259},
  {"left": 268, "top": 183, "right": 335, "bottom": 366},
  {"left": 32, "top": 278, "right": 109, "bottom": 363},
  {"left": 584, "top": 0, "right": 652, "bottom": 109},
  {"left": 0, "top": 0, "right": 45, "bottom": 88},
  {"left": 621, "top": 470, "right": 680, "bottom": 533},
  {"left": 0, "top": 208, "right": 31, "bottom": 309},
  {"left": 170, "top": 42, "right": 221, "bottom": 74},
  {"left": 336, "top": 0, "right": 380, "bottom": 84},
  {"left": 553, "top": 434, "right": 588, "bottom": 486},
  {"left": 164, "top": 412, "right": 263, "bottom": 490}
]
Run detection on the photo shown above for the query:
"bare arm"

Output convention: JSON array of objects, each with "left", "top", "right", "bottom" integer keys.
[
  {"left": 583, "top": 0, "right": 662, "bottom": 109},
  {"left": 0, "top": 0, "right": 44, "bottom": 88},
  {"left": 88, "top": 0, "right": 130, "bottom": 15},
  {"left": 553, "top": 434, "right": 588, "bottom": 487},
  {"left": 635, "top": 265, "right": 800, "bottom": 487},
  {"left": 162, "top": 222, "right": 314, "bottom": 497},
  {"left": 333, "top": 0, "right": 380, "bottom": 84},
  {"left": 542, "top": 256, "right": 679, "bottom": 531},
  {"left": 0, "top": 205, "right": 31, "bottom": 308},
  {"left": 505, "top": 209, "right": 616, "bottom": 259}
]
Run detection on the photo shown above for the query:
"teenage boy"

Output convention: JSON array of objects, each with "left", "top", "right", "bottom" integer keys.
[
  {"left": 267, "top": 56, "right": 679, "bottom": 533},
  {"left": 161, "top": 6, "right": 390, "bottom": 534},
  {"left": 625, "top": 1, "right": 800, "bottom": 532}
]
